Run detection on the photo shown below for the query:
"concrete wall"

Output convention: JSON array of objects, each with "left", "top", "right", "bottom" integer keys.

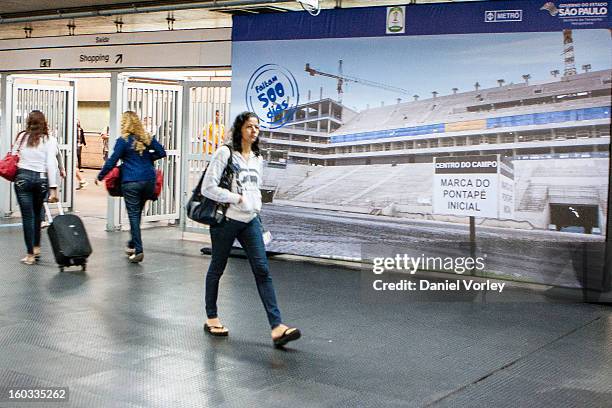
[
  {"left": 76, "top": 78, "right": 110, "bottom": 169},
  {"left": 77, "top": 78, "right": 110, "bottom": 102},
  {"left": 78, "top": 101, "right": 109, "bottom": 134},
  {"left": 80, "top": 132, "right": 106, "bottom": 169}
]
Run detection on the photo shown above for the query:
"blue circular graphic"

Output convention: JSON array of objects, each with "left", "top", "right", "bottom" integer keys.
[{"left": 245, "top": 64, "right": 300, "bottom": 129}]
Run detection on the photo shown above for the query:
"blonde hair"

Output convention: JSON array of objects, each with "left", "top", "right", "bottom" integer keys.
[{"left": 121, "top": 111, "right": 152, "bottom": 155}]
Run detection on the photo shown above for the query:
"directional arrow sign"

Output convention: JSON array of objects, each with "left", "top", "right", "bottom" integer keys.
[{"left": 115, "top": 54, "right": 123, "bottom": 64}]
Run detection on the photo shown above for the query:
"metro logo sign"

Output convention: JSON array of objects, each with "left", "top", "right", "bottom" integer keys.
[{"left": 484, "top": 9, "right": 523, "bottom": 23}]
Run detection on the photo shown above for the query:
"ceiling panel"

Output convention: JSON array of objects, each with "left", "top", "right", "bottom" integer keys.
[{"left": 0, "top": 1, "right": 196, "bottom": 15}]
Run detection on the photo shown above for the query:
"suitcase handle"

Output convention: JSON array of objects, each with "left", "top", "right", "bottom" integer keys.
[{"left": 44, "top": 201, "right": 65, "bottom": 223}]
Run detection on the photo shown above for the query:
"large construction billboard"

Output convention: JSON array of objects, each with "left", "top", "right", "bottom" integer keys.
[{"left": 231, "top": 1, "right": 611, "bottom": 288}]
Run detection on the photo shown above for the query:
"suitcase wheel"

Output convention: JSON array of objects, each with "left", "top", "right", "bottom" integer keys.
[
  {"left": 81, "top": 264, "right": 87, "bottom": 272},
  {"left": 59, "top": 267, "right": 64, "bottom": 273}
]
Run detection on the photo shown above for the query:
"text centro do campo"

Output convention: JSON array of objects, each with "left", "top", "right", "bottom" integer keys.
[{"left": 246, "top": 64, "right": 300, "bottom": 129}]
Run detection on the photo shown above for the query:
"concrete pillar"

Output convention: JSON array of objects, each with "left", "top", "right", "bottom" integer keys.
[
  {"left": 178, "top": 81, "right": 191, "bottom": 232},
  {"left": 0, "top": 74, "right": 13, "bottom": 217},
  {"left": 106, "top": 72, "right": 125, "bottom": 231}
]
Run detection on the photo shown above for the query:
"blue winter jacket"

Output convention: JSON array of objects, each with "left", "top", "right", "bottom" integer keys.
[{"left": 97, "top": 135, "right": 166, "bottom": 183}]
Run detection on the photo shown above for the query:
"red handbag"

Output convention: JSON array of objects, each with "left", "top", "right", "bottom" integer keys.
[
  {"left": 105, "top": 167, "right": 162, "bottom": 199},
  {"left": 0, "top": 133, "right": 26, "bottom": 182},
  {"left": 152, "top": 169, "right": 163, "bottom": 200},
  {"left": 104, "top": 166, "right": 122, "bottom": 197}
]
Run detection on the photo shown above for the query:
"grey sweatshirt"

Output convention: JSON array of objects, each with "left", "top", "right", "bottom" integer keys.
[{"left": 201, "top": 145, "right": 263, "bottom": 223}]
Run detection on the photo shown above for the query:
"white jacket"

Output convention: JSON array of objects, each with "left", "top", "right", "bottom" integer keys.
[{"left": 201, "top": 145, "right": 263, "bottom": 223}]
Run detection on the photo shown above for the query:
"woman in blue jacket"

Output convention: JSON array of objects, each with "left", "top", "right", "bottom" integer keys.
[{"left": 96, "top": 111, "right": 166, "bottom": 263}]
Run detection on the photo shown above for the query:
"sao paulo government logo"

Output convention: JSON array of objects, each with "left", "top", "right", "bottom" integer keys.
[
  {"left": 540, "top": 2, "right": 608, "bottom": 17},
  {"left": 246, "top": 64, "right": 299, "bottom": 129}
]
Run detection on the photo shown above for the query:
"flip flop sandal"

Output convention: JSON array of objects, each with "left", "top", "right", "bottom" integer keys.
[
  {"left": 273, "top": 328, "right": 301, "bottom": 347},
  {"left": 20, "top": 256, "right": 36, "bottom": 265},
  {"left": 204, "top": 323, "right": 229, "bottom": 337}
]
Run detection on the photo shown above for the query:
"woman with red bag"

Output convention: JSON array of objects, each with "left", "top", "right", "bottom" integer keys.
[
  {"left": 95, "top": 111, "right": 166, "bottom": 263},
  {"left": 11, "top": 111, "right": 59, "bottom": 265}
]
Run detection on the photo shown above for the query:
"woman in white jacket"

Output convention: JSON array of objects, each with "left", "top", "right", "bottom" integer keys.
[
  {"left": 13, "top": 110, "right": 59, "bottom": 264},
  {"left": 201, "top": 111, "right": 301, "bottom": 347}
]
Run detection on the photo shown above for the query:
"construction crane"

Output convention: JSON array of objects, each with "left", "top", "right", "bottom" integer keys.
[
  {"left": 305, "top": 60, "right": 411, "bottom": 103},
  {"left": 562, "top": 29, "right": 577, "bottom": 77}
]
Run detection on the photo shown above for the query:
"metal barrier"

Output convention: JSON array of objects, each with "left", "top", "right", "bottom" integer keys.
[
  {"left": 123, "top": 82, "right": 183, "bottom": 223},
  {"left": 9, "top": 77, "right": 76, "bottom": 213},
  {"left": 181, "top": 81, "right": 231, "bottom": 234}
]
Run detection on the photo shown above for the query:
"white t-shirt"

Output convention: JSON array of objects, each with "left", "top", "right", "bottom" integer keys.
[
  {"left": 201, "top": 145, "right": 263, "bottom": 223},
  {"left": 12, "top": 133, "right": 59, "bottom": 188}
]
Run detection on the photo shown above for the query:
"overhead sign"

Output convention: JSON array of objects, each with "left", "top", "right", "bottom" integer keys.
[
  {"left": 433, "top": 155, "right": 514, "bottom": 218},
  {"left": 0, "top": 28, "right": 231, "bottom": 71},
  {"left": 232, "top": 1, "right": 610, "bottom": 42},
  {"left": 0, "top": 28, "right": 230, "bottom": 51}
]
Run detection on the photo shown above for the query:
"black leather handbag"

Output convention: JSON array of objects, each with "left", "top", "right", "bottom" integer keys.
[{"left": 186, "top": 147, "right": 234, "bottom": 226}]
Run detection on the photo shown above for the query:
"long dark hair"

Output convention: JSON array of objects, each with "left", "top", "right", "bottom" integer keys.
[
  {"left": 22, "top": 110, "right": 49, "bottom": 147},
  {"left": 230, "top": 112, "right": 261, "bottom": 157}
]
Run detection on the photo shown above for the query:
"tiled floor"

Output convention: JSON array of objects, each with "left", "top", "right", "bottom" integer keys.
[{"left": 0, "top": 216, "right": 611, "bottom": 407}]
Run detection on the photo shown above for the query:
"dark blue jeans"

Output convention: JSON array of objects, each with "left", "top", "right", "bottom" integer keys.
[
  {"left": 14, "top": 169, "right": 48, "bottom": 254},
  {"left": 122, "top": 179, "right": 155, "bottom": 254},
  {"left": 205, "top": 216, "right": 282, "bottom": 328}
]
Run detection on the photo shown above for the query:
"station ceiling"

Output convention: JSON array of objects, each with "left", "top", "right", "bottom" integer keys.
[{"left": 0, "top": 0, "right": 483, "bottom": 40}]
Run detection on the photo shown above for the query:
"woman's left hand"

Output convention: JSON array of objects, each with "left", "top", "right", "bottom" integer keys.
[
  {"left": 48, "top": 189, "right": 58, "bottom": 203},
  {"left": 239, "top": 195, "right": 255, "bottom": 212}
]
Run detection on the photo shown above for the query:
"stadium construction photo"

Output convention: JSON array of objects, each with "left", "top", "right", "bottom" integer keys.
[
  {"left": 231, "top": 30, "right": 612, "bottom": 287},
  {"left": 0, "top": 1, "right": 611, "bottom": 407}
]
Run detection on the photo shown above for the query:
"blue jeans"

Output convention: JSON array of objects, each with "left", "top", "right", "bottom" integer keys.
[
  {"left": 205, "top": 216, "right": 282, "bottom": 328},
  {"left": 14, "top": 169, "right": 48, "bottom": 254},
  {"left": 122, "top": 180, "right": 155, "bottom": 254}
]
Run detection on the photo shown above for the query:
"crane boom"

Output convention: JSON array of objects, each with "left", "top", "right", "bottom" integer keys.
[
  {"left": 305, "top": 62, "right": 410, "bottom": 103},
  {"left": 342, "top": 73, "right": 411, "bottom": 95}
]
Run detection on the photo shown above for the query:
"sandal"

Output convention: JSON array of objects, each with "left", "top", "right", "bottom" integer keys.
[
  {"left": 204, "top": 323, "right": 229, "bottom": 337},
  {"left": 21, "top": 255, "right": 36, "bottom": 265},
  {"left": 272, "top": 327, "right": 301, "bottom": 347}
]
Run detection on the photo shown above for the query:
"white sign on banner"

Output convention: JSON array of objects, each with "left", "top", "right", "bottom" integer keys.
[
  {"left": 386, "top": 6, "right": 406, "bottom": 34},
  {"left": 0, "top": 28, "right": 231, "bottom": 71},
  {"left": 433, "top": 155, "right": 512, "bottom": 218}
]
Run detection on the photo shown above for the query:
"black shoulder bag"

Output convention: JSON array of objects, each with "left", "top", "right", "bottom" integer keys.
[{"left": 186, "top": 145, "right": 234, "bottom": 226}]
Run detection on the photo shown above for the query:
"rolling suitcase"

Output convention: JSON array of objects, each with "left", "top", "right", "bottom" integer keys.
[{"left": 44, "top": 202, "right": 92, "bottom": 272}]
